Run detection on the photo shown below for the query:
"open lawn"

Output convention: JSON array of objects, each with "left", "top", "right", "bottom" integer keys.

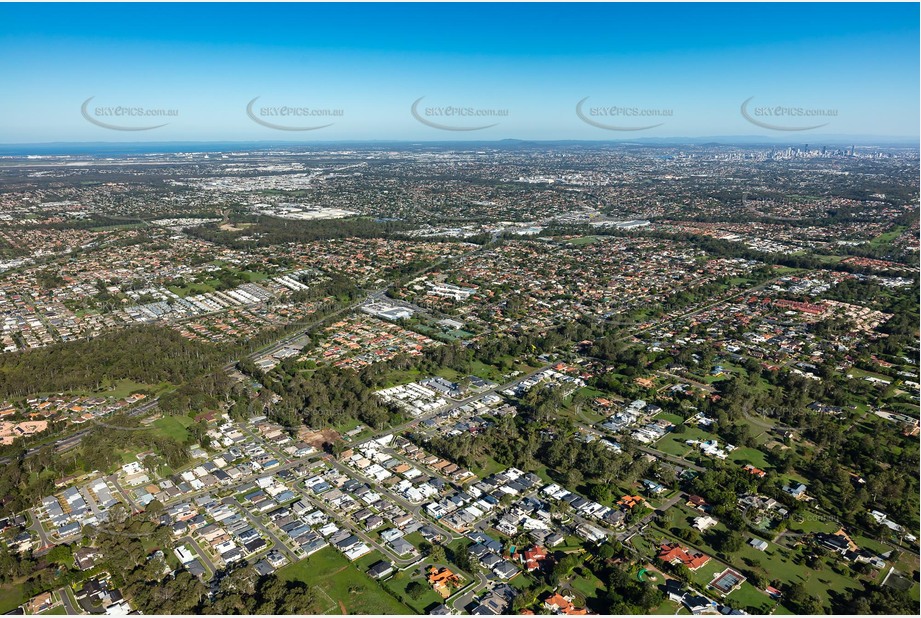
[
  {"left": 278, "top": 547, "right": 413, "bottom": 615},
  {"left": 655, "top": 426, "right": 712, "bottom": 458},
  {"left": 569, "top": 567, "right": 606, "bottom": 599},
  {"left": 727, "top": 447, "right": 771, "bottom": 470},
  {"left": 575, "top": 386, "right": 607, "bottom": 399},
  {"left": 847, "top": 367, "right": 893, "bottom": 382},
  {"left": 772, "top": 602, "right": 797, "bottom": 614},
  {"left": 565, "top": 236, "right": 600, "bottom": 246},
  {"left": 238, "top": 270, "right": 270, "bottom": 282},
  {"left": 726, "top": 582, "right": 777, "bottom": 613},
  {"left": 377, "top": 368, "right": 424, "bottom": 388},
  {"left": 508, "top": 572, "right": 536, "bottom": 590},
  {"left": 654, "top": 411, "right": 686, "bottom": 426},
  {"left": 469, "top": 359, "right": 508, "bottom": 383},
  {"left": 851, "top": 534, "right": 891, "bottom": 557},
  {"left": 784, "top": 511, "right": 841, "bottom": 536},
  {"left": 630, "top": 534, "right": 658, "bottom": 559},
  {"left": 529, "top": 465, "right": 557, "bottom": 486},
  {"left": 443, "top": 329, "right": 475, "bottom": 340},
  {"left": 168, "top": 283, "right": 216, "bottom": 298},
  {"left": 470, "top": 455, "right": 506, "bottom": 478},
  {"left": 434, "top": 367, "right": 464, "bottom": 382},
  {"left": 0, "top": 583, "right": 25, "bottom": 614},
  {"left": 383, "top": 569, "right": 449, "bottom": 614},
  {"left": 869, "top": 226, "right": 906, "bottom": 248},
  {"left": 150, "top": 415, "right": 194, "bottom": 442},
  {"left": 650, "top": 599, "right": 684, "bottom": 614}
]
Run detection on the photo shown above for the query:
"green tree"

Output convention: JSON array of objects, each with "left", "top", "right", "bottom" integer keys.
[{"left": 406, "top": 581, "right": 428, "bottom": 600}]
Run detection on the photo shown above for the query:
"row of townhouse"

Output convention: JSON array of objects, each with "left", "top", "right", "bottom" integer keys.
[
  {"left": 302, "top": 463, "right": 427, "bottom": 559},
  {"left": 39, "top": 478, "right": 121, "bottom": 539},
  {"left": 179, "top": 494, "right": 269, "bottom": 566}
]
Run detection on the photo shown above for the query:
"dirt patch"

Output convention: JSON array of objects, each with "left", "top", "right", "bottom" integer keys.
[
  {"left": 298, "top": 426, "right": 341, "bottom": 449},
  {"left": 764, "top": 440, "right": 789, "bottom": 451},
  {"left": 337, "top": 600, "right": 347, "bottom": 614}
]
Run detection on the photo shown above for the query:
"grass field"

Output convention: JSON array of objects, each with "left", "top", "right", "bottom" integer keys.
[
  {"left": 434, "top": 367, "right": 464, "bottom": 382},
  {"left": 470, "top": 455, "right": 507, "bottom": 478},
  {"left": 0, "top": 583, "right": 25, "bottom": 614},
  {"left": 847, "top": 367, "right": 894, "bottom": 382},
  {"left": 277, "top": 547, "right": 413, "bottom": 615},
  {"left": 168, "top": 283, "right": 216, "bottom": 298},
  {"left": 813, "top": 254, "right": 846, "bottom": 264},
  {"left": 150, "top": 415, "right": 194, "bottom": 442},
  {"left": 565, "top": 236, "right": 600, "bottom": 246},
  {"left": 238, "top": 270, "right": 270, "bottom": 282},
  {"left": 728, "top": 582, "right": 778, "bottom": 612},
  {"left": 382, "top": 569, "right": 447, "bottom": 614},
  {"left": 569, "top": 567, "right": 606, "bottom": 599},
  {"left": 650, "top": 599, "right": 685, "bottom": 614},
  {"left": 852, "top": 534, "right": 891, "bottom": 557},
  {"left": 655, "top": 426, "right": 712, "bottom": 458},
  {"left": 654, "top": 411, "right": 686, "bottom": 426},
  {"left": 469, "top": 359, "right": 510, "bottom": 383},
  {"left": 168, "top": 268, "right": 270, "bottom": 298},
  {"left": 378, "top": 368, "right": 424, "bottom": 388},
  {"left": 869, "top": 226, "right": 906, "bottom": 248},
  {"left": 726, "top": 446, "right": 771, "bottom": 470},
  {"left": 784, "top": 512, "right": 841, "bottom": 536},
  {"left": 630, "top": 533, "right": 657, "bottom": 558},
  {"left": 372, "top": 356, "right": 512, "bottom": 389},
  {"left": 443, "top": 329, "right": 475, "bottom": 340}
]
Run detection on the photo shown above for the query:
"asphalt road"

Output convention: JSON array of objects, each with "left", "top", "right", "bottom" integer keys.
[
  {"left": 635, "top": 445, "right": 706, "bottom": 473},
  {"left": 28, "top": 508, "right": 52, "bottom": 548},
  {"left": 177, "top": 535, "right": 218, "bottom": 579},
  {"left": 617, "top": 492, "right": 686, "bottom": 542},
  {"left": 327, "top": 458, "right": 461, "bottom": 543},
  {"left": 222, "top": 496, "right": 298, "bottom": 563},
  {"left": 107, "top": 474, "right": 140, "bottom": 513},
  {"left": 56, "top": 586, "right": 81, "bottom": 615},
  {"left": 296, "top": 489, "right": 415, "bottom": 566}
]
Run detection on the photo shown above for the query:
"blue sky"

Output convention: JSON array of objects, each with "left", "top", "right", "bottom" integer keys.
[{"left": 0, "top": 2, "right": 917, "bottom": 142}]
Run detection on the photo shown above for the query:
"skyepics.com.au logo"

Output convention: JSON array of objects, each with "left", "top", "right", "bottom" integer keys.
[
  {"left": 81, "top": 97, "right": 178, "bottom": 131},
  {"left": 740, "top": 97, "right": 837, "bottom": 131},
  {"left": 246, "top": 96, "right": 344, "bottom": 131},
  {"left": 576, "top": 97, "right": 672, "bottom": 131},
  {"left": 411, "top": 97, "right": 508, "bottom": 131}
]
